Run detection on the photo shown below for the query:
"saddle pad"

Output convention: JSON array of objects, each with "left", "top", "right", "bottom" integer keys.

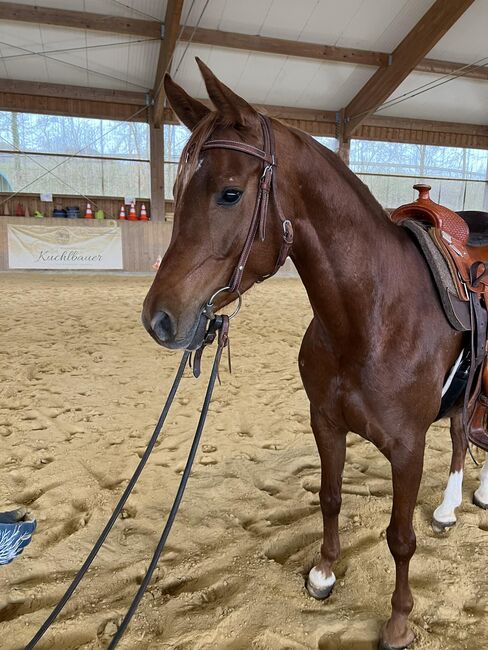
[{"left": 402, "top": 220, "right": 470, "bottom": 331}]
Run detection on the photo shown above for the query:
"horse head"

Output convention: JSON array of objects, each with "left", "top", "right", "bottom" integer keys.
[{"left": 142, "top": 59, "right": 292, "bottom": 349}]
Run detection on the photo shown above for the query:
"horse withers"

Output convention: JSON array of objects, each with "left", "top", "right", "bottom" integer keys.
[{"left": 142, "top": 59, "right": 487, "bottom": 649}]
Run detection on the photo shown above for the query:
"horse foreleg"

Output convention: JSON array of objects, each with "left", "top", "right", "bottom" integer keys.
[
  {"left": 381, "top": 445, "right": 424, "bottom": 650},
  {"left": 432, "top": 412, "right": 466, "bottom": 531},
  {"left": 306, "top": 407, "right": 346, "bottom": 600},
  {"left": 474, "top": 456, "right": 488, "bottom": 509}
]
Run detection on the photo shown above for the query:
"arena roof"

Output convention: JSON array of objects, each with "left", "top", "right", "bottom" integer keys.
[{"left": 0, "top": 1, "right": 486, "bottom": 146}]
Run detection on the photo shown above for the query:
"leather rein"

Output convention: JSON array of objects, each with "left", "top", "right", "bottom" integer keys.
[{"left": 26, "top": 115, "right": 292, "bottom": 649}]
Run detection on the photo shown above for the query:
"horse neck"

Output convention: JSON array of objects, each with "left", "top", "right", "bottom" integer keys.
[{"left": 284, "top": 135, "right": 406, "bottom": 345}]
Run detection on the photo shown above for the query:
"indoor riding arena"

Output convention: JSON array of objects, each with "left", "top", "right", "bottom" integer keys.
[{"left": 0, "top": 2, "right": 487, "bottom": 650}]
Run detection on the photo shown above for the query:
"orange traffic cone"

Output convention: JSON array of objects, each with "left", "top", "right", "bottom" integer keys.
[
  {"left": 128, "top": 201, "right": 137, "bottom": 221},
  {"left": 84, "top": 202, "right": 93, "bottom": 218},
  {"left": 139, "top": 203, "right": 149, "bottom": 221},
  {"left": 118, "top": 205, "right": 126, "bottom": 220}
]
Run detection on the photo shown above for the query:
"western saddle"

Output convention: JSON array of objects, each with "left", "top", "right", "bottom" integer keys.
[{"left": 390, "top": 184, "right": 488, "bottom": 452}]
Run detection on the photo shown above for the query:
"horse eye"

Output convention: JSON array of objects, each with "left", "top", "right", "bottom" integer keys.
[{"left": 217, "top": 189, "right": 242, "bottom": 206}]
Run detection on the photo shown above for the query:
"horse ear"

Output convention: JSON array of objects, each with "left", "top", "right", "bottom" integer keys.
[
  {"left": 196, "top": 57, "right": 258, "bottom": 127},
  {"left": 163, "top": 74, "right": 210, "bottom": 131}
]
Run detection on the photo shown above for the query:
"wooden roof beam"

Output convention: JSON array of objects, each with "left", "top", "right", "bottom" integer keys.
[
  {"left": 152, "top": 0, "right": 184, "bottom": 128},
  {"left": 0, "top": 81, "right": 486, "bottom": 149},
  {"left": 343, "top": 0, "right": 475, "bottom": 140},
  {"left": 0, "top": 91, "right": 149, "bottom": 121},
  {"left": 0, "top": 77, "right": 147, "bottom": 105},
  {"left": 182, "top": 26, "right": 386, "bottom": 67},
  {"left": 0, "top": 2, "right": 161, "bottom": 37},
  {"left": 183, "top": 27, "right": 488, "bottom": 81},
  {"left": 0, "top": 3, "right": 486, "bottom": 82},
  {"left": 1, "top": 78, "right": 486, "bottom": 140}
]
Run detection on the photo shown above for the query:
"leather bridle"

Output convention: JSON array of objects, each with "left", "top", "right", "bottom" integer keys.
[{"left": 201, "top": 114, "right": 293, "bottom": 315}]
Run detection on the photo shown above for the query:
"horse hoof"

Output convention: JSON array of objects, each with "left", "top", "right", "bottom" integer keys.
[
  {"left": 379, "top": 625, "right": 415, "bottom": 650},
  {"left": 379, "top": 641, "right": 413, "bottom": 650},
  {"left": 306, "top": 567, "right": 335, "bottom": 600},
  {"left": 431, "top": 516, "right": 455, "bottom": 533},
  {"left": 306, "top": 578, "right": 334, "bottom": 600},
  {"left": 473, "top": 493, "right": 488, "bottom": 509}
]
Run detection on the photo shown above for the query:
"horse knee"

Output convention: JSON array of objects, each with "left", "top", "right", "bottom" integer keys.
[
  {"left": 386, "top": 524, "right": 416, "bottom": 561},
  {"left": 319, "top": 489, "right": 341, "bottom": 517}
]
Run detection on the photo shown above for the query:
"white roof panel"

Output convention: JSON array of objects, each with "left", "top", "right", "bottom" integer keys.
[
  {"left": 183, "top": 0, "right": 229, "bottom": 30},
  {"left": 429, "top": 2, "right": 488, "bottom": 64},
  {"left": 219, "top": 0, "right": 271, "bottom": 33},
  {"left": 172, "top": 43, "right": 377, "bottom": 111},
  {"left": 378, "top": 72, "right": 488, "bottom": 125},
  {"left": 332, "top": 0, "right": 435, "bottom": 51},
  {"left": 0, "top": 0, "right": 485, "bottom": 127}
]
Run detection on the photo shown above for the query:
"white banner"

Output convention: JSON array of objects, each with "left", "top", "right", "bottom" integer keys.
[{"left": 7, "top": 224, "right": 123, "bottom": 270}]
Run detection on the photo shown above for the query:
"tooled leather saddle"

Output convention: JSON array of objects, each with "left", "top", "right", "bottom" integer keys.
[{"left": 390, "top": 184, "right": 488, "bottom": 452}]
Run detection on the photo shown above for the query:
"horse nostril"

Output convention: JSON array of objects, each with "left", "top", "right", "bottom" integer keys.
[{"left": 151, "top": 310, "right": 175, "bottom": 343}]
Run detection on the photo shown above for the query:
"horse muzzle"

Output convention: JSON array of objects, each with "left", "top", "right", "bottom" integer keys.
[{"left": 141, "top": 308, "right": 208, "bottom": 351}]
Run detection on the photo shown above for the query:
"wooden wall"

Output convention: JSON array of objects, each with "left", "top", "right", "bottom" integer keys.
[
  {"left": 0, "top": 215, "right": 173, "bottom": 272},
  {"left": 0, "top": 215, "right": 299, "bottom": 278}
]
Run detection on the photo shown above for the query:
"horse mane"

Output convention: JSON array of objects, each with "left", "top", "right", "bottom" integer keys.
[
  {"left": 286, "top": 124, "right": 389, "bottom": 222},
  {"left": 175, "top": 110, "right": 388, "bottom": 224}
]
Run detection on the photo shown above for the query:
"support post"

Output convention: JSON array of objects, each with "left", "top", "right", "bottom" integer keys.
[
  {"left": 336, "top": 109, "right": 350, "bottom": 166},
  {"left": 483, "top": 157, "right": 488, "bottom": 212},
  {"left": 150, "top": 121, "right": 165, "bottom": 221},
  {"left": 338, "top": 137, "right": 350, "bottom": 166}
]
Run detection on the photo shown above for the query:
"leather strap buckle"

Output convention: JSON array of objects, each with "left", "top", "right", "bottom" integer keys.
[
  {"left": 282, "top": 219, "right": 293, "bottom": 244},
  {"left": 260, "top": 163, "right": 273, "bottom": 182}
]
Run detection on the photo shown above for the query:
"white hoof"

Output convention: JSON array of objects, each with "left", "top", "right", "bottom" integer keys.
[
  {"left": 306, "top": 566, "right": 335, "bottom": 600},
  {"left": 474, "top": 459, "right": 488, "bottom": 509},
  {"left": 473, "top": 489, "right": 488, "bottom": 509},
  {"left": 432, "top": 516, "right": 456, "bottom": 533},
  {"left": 433, "top": 470, "right": 463, "bottom": 532},
  {"left": 432, "top": 504, "right": 457, "bottom": 532}
]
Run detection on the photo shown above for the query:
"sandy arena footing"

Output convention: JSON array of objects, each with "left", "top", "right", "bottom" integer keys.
[{"left": 0, "top": 273, "right": 486, "bottom": 650}]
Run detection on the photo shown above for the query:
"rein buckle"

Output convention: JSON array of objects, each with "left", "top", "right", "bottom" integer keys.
[{"left": 283, "top": 219, "right": 294, "bottom": 244}]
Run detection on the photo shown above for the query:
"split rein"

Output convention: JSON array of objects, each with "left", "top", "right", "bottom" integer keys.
[
  {"left": 25, "top": 114, "right": 293, "bottom": 648},
  {"left": 25, "top": 314, "right": 231, "bottom": 649}
]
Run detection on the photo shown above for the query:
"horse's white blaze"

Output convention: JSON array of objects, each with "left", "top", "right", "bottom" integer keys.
[
  {"left": 474, "top": 458, "right": 488, "bottom": 507},
  {"left": 434, "top": 470, "right": 463, "bottom": 524},
  {"left": 308, "top": 566, "right": 336, "bottom": 591}
]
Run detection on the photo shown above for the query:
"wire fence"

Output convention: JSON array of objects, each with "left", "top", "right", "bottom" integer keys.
[
  {"left": 1, "top": 115, "right": 486, "bottom": 210},
  {"left": 0, "top": 151, "right": 150, "bottom": 198},
  {"left": 357, "top": 172, "right": 487, "bottom": 212}
]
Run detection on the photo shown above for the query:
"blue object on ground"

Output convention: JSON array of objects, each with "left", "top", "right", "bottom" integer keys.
[{"left": 0, "top": 509, "right": 36, "bottom": 565}]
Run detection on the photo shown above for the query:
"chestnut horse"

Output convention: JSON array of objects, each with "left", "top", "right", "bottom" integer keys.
[{"left": 142, "top": 59, "right": 487, "bottom": 649}]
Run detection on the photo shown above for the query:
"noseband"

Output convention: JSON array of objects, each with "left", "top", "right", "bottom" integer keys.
[{"left": 201, "top": 114, "right": 293, "bottom": 315}]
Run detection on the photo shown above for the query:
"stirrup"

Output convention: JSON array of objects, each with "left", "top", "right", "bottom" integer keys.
[
  {"left": 467, "top": 396, "right": 488, "bottom": 452},
  {"left": 0, "top": 509, "right": 37, "bottom": 565},
  {"left": 468, "top": 429, "right": 488, "bottom": 452}
]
